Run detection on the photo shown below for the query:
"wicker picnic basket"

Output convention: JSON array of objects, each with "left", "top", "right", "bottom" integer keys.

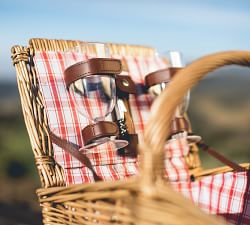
[{"left": 10, "top": 38, "right": 239, "bottom": 225}]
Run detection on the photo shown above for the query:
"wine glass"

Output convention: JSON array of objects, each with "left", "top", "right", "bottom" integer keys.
[
  {"left": 152, "top": 50, "right": 201, "bottom": 143},
  {"left": 149, "top": 51, "right": 190, "bottom": 115},
  {"left": 65, "top": 42, "right": 128, "bottom": 150},
  {"left": 164, "top": 51, "right": 190, "bottom": 116},
  {"left": 168, "top": 51, "right": 201, "bottom": 143}
]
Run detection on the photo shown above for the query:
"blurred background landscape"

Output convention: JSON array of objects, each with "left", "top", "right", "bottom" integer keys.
[{"left": 0, "top": 0, "right": 250, "bottom": 224}]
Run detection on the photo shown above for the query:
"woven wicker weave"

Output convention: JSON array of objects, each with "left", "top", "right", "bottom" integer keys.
[{"left": 11, "top": 38, "right": 226, "bottom": 225}]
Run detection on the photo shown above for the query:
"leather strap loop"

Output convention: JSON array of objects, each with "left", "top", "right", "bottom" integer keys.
[
  {"left": 82, "top": 121, "right": 119, "bottom": 145},
  {"left": 145, "top": 68, "right": 182, "bottom": 88},
  {"left": 170, "top": 117, "right": 189, "bottom": 135},
  {"left": 64, "top": 58, "right": 122, "bottom": 88}
]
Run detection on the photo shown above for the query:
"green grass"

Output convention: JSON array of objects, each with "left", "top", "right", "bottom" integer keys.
[
  {"left": 188, "top": 74, "right": 250, "bottom": 169},
  {"left": 0, "top": 112, "right": 38, "bottom": 179}
]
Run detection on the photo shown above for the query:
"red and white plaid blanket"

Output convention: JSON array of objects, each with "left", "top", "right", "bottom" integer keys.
[
  {"left": 33, "top": 50, "right": 249, "bottom": 224},
  {"left": 172, "top": 171, "right": 250, "bottom": 225},
  {"left": 33, "top": 50, "right": 181, "bottom": 183}
]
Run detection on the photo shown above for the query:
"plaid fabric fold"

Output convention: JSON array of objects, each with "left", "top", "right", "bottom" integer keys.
[
  {"left": 164, "top": 137, "right": 190, "bottom": 181},
  {"left": 172, "top": 171, "right": 250, "bottom": 225}
]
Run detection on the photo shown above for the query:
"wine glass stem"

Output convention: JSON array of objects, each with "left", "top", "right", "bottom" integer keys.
[{"left": 93, "top": 117, "right": 105, "bottom": 123}]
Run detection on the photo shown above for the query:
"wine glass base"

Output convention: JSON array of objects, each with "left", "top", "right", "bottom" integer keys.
[
  {"left": 170, "top": 132, "right": 201, "bottom": 145},
  {"left": 187, "top": 135, "right": 202, "bottom": 144},
  {"left": 112, "top": 139, "right": 129, "bottom": 150},
  {"left": 80, "top": 137, "right": 129, "bottom": 152}
]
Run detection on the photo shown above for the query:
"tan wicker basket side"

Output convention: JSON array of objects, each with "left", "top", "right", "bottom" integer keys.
[
  {"left": 29, "top": 38, "right": 156, "bottom": 56},
  {"left": 36, "top": 177, "right": 225, "bottom": 225},
  {"left": 11, "top": 45, "right": 65, "bottom": 188},
  {"left": 140, "top": 51, "right": 250, "bottom": 188}
]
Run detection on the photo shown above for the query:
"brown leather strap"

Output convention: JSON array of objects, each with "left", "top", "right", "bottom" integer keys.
[
  {"left": 169, "top": 117, "right": 247, "bottom": 172},
  {"left": 198, "top": 142, "right": 248, "bottom": 172},
  {"left": 49, "top": 131, "right": 102, "bottom": 181},
  {"left": 117, "top": 133, "right": 138, "bottom": 157},
  {"left": 114, "top": 96, "right": 138, "bottom": 156},
  {"left": 126, "top": 133, "right": 138, "bottom": 156},
  {"left": 116, "top": 75, "right": 136, "bottom": 94},
  {"left": 145, "top": 68, "right": 182, "bottom": 88},
  {"left": 82, "top": 121, "right": 119, "bottom": 145},
  {"left": 64, "top": 58, "right": 122, "bottom": 88},
  {"left": 170, "top": 117, "right": 189, "bottom": 135}
]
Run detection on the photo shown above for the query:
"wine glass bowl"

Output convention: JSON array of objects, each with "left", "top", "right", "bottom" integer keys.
[
  {"left": 69, "top": 75, "right": 116, "bottom": 123},
  {"left": 166, "top": 51, "right": 190, "bottom": 116}
]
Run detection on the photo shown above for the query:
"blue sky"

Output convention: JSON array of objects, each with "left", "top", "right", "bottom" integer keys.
[{"left": 1, "top": 0, "right": 250, "bottom": 81}]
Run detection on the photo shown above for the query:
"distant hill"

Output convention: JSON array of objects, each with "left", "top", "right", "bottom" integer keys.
[
  {"left": 1, "top": 66, "right": 250, "bottom": 97},
  {"left": 0, "top": 81, "right": 20, "bottom": 117},
  {"left": 0, "top": 81, "right": 19, "bottom": 99},
  {"left": 188, "top": 66, "right": 250, "bottom": 167},
  {"left": 191, "top": 66, "right": 250, "bottom": 105},
  {"left": 0, "top": 66, "right": 250, "bottom": 116}
]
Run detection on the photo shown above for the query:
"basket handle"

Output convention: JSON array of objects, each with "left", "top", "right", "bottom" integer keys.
[{"left": 139, "top": 51, "right": 250, "bottom": 192}]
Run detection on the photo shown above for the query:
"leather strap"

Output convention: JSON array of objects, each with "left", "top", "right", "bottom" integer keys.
[
  {"left": 82, "top": 121, "right": 119, "bottom": 145},
  {"left": 117, "top": 133, "right": 138, "bottom": 157},
  {"left": 197, "top": 142, "right": 248, "bottom": 172},
  {"left": 145, "top": 67, "right": 182, "bottom": 88},
  {"left": 49, "top": 131, "right": 102, "bottom": 181},
  {"left": 116, "top": 75, "right": 136, "bottom": 94},
  {"left": 114, "top": 70, "right": 138, "bottom": 155},
  {"left": 64, "top": 58, "right": 122, "bottom": 88},
  {"left": 168, "top": 117, "right": 246, "bottom": 172},
  {"left": 170, "top": 117, "right": 189, "bottom": 135}
]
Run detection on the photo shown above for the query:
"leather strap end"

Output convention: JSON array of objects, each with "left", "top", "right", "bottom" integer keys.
[
  {"left": 116, "top": 75, "right": 137, "bottom": 95},
  {"left": 126, "top": 133, "right": 138, "bottom": 155},
  {"left": 145, "top": 67, "right": 182, "bottom": 88},
  {"left": 198, "top": 142, "right": 248, "bottom": 173}
]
